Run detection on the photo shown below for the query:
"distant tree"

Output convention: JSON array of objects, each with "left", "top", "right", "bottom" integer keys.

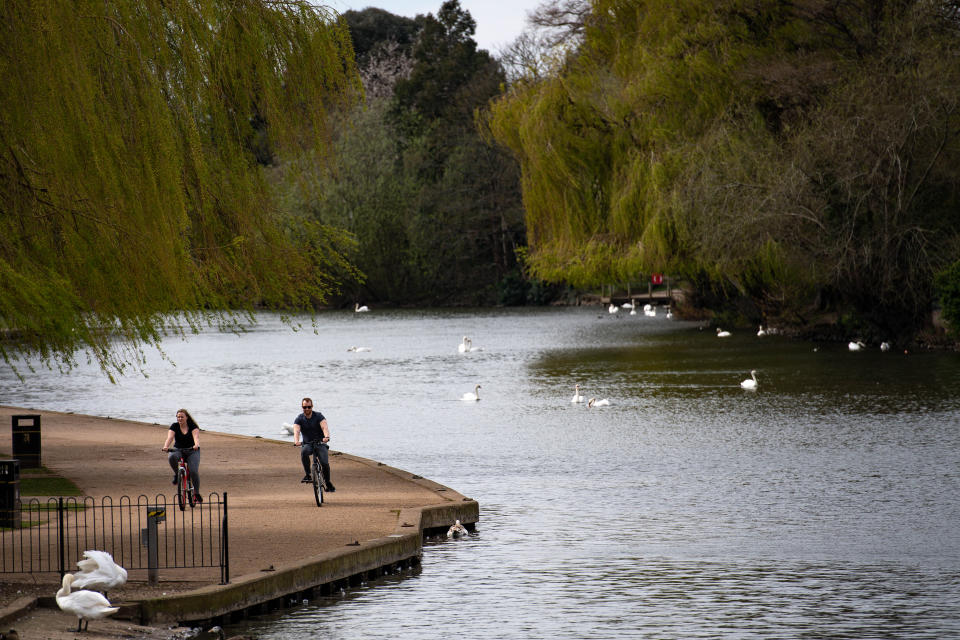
[{"left": 342, "top": 7, "right": 419, "bottom": 65}]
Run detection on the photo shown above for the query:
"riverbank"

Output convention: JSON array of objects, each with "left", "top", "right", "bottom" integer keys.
[{"left": 0, "top": 406, "right": 478, "bottom": 638}]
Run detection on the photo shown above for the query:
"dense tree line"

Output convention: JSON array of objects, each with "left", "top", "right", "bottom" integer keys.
[
  {"left": 295, "top": 1, "right": 531, "bottom": 306},
  {"left": 489, "top": 0, "right": 960, "bottom": 343},
  {"left": 0, "top": 0, "right": 360, "bottom": 376}
]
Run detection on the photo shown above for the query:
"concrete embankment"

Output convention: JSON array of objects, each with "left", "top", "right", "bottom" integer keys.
[{"left": 0, "top": 406, "right": 478, "bottom": 628}]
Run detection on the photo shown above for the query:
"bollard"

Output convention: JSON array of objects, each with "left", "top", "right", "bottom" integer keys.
[
  {"left": 12, "top": 415, "right": 41, "bottom": 469},
  {"left": 0, "top": 459, "right": 21, "bottom": 528},
  {"left": 141, "top": 506, "right": 166, "bottom": 584}
]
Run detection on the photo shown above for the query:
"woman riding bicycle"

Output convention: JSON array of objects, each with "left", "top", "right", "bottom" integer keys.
[{"left": 161, "top": 408, "right": 202, "bottom": 501}]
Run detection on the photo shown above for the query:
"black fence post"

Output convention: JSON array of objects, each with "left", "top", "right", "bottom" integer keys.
[
  {"left": 220, "top": 492, "right": 229, "bottom": 584},
  {"left": 58, "top": 497, "right": 65, "bottom": 580}
]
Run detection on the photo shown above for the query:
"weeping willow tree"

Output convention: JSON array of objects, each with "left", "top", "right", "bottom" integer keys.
[
  {"left": 488, "top": 0, "right": 960, "bottom": 339},
  {"left": 0, "top": 0, "right": 361, "bottom": 376}
]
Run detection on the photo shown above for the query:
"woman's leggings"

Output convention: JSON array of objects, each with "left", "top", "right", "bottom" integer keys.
[{"left": 168, "top": 448, "right": 201, "bottom": 494}]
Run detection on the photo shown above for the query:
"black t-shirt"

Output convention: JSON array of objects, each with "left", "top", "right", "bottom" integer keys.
[
  {"left": 169, "top": 422, "right": 198, "bottom": 449},
  {"left": 294, "top": 411, "right": 326, "bottom": 442}
]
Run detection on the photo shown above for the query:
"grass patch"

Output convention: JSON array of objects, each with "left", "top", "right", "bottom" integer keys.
[{"left": 21, "top": 475, "right": 83, "bottom": 496}]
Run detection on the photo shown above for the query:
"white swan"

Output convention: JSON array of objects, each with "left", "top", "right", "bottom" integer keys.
[
  {"left": 880, "top": 341, "right": 891, "bottom": 352},
  {"left": 740, "top": 370, "right": 759, "bottom": 390},
  {"left": 461, "top": 384, "right": 481, "bottom": 402},
  {"left": 354, "top": 303, "right": 370, "bottom": 313},
  {"left": 608, "top": 304, "right": 618, "bottom": 314},
  {"left": 644, "top": 306, "right": 656, "bottom": 317},
  {"left": 848, "top": 340, "right": 865, "bottom": 351},
  {"left": 447, "top": 519, "right": 468, "bottom": 538},
  {"left": 458, "top": 336, "right": 471, "bottom": 353},
  {"left": 571, "top": 383, "right": 584, "bottom": 403},
  {"left": 587, "top": 398, "right": 610, "bottom": 408},
  {"left": 665, "top": 307, "right": 673, "bottom": 319},
  {"left": 757, "top": 325, "right": 767, "bottom": 337},
  {"left": 347, "top": 346, "right": 371, "bottom": 352},
  {"left": 716, "top": 328, "right": 731, "bottom": 337},
  {"left": 56, "top": 573, "right": 119, "bottom": 632},
  {"left": 629, "top": 307, "right": 637, "bottom": 316},
  {"left": 621, "top": 300, "right": 634, "bottom": 309},
  {"left": 280, "top": 422, "right": 295, "bottom": 435},
  {"left": 72, "top": 550, "right": 127, "bottom": 598}
]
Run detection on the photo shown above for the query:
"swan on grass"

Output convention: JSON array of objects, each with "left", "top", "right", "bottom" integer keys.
[
  {"left": 571, "top": 383, "right": 584, "bottom": 403},
  {"left": 716, "top": 328, "right": 731, "bottom": 338},
  {"left": 72, "top": 550, "right": 127, "bottom": 598},
  {"left": 461, "top": 384, "right": 481, "bottom": 402},
  {"left": 354, "top": 303, "right": 370, "bottom": 313},
  {"left": 740, "top": 370, "right": 759, "bottom": 390},
  {"left": 587, "top": 397, "right": 610, "bottom": 408},
  {"left": 56, "top": 573, "right": 119, "bottom": 632},
  {"left": 848, "top": 340, "right": 865, "bottom": 351},
  {"left": 447, "top": 519, "right": 468, "bottom": 538}
]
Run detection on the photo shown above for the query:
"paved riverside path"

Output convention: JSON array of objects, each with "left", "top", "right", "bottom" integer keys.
[{"left": 0, "top": 405, "right": 472, "bottom": 607}]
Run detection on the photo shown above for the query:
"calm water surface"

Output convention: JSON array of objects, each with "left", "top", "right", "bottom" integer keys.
[{"left": 2, "top": 308, "right": 959, "bottom": 639}]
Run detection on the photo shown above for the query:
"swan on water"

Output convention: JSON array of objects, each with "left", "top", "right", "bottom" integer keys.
[
  {"left": 72, "top": 550, "right": 127, "bottom": 598},
  {"left": 461, "top": 384, "right": 481, "bottom": 402},
  {"left": 644, "top": 306, "right": 656, "bottom": 317},
  {"left": 608, "top": 304, "right": 619, "bottom": 314},
  {"left": 571, "top": 383, "right": 584, "bottom": 403},
  {"left": 665, "top": 307, "right": 673, "bottom": 319},
  {"left": 848, "top": 340, "right": 865, "bottom": 351},
  {"left": 757, "top": 325, "right": 767, "bottom": 337},
  {"left": 587, "top": 398, "right": 610, "bottom": 408},
  {"left": 629, "top": 307, "right": 637, "bottom": 316},
  {"left": 621, "top": 299, "right": 635, "bottom": 309},
  {"left": 880, "top": 341, "right": 891, "bottom": 352},
  {"left": 447, "top": 519, "right": 468, "bottom": 538},
  {"left": 280, "top": 422, "right": 295, "bottom": 435},
  {"left": 458, "top": 336, "right": 471, "bottom": 353},
  {"left": 354, "top": 303, "right": 370, "bottom": 313},
  {"left": 56, "top": 573, "right": 119, "bottom": 632},
  {"left": 740, "top": 370, "right": 759, "bottom": 390},
  {"left": 716, "top": 328, "right": 731, "bottom": 337},
  {"left": 347, "top": 346, "right": 371, "bottom": 352}
]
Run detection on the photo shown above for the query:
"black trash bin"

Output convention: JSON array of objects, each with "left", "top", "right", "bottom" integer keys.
[
  {"left": 0, "top": 459, "right": 21, "bottom": 528},
  {"left": 12, "top": 414, "right": 41, "bottom": 469}
]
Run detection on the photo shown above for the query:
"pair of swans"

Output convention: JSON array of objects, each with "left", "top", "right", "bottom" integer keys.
[
  {"left": 458, "top": 336, "right": 482, "bottom": 353},
  {"left": 461, "top": 384, "right": 481, "bottom": 402},
  {"left": 572, "top": 384, "right": 609, "bottom": 407},
  {"left": 57, "top": 552, "right": 125, "bottom": 632}
]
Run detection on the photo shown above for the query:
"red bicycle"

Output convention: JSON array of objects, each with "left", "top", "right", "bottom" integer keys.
[{"left": 167, "top": 447, "right": 198, "bottom": 511}]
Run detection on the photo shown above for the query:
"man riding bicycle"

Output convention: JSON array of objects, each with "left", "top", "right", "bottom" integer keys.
[{"left": 293, "top": 397, "right": 335, "bottom": 492}]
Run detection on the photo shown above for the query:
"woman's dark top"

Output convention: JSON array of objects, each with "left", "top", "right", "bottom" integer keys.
[{"left": 169, "top": 422, "right": 198, "bottom": 449}]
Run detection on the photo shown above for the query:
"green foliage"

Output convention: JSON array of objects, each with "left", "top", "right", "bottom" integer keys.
[
  {"left": 0, "top": 1, "right": 361, "bottom": 376},
  {"left": 936, "top": 261, "right": 960, "bottom": 337},
  {"left": 489, "top": 0, "right": 960, "bottom": 339}
]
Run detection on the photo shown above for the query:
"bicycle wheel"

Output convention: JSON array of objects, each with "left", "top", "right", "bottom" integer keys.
[
  {"left": 177, "top": 468, "right": 187, "bottom": 511},
  {"left": 312, "top": 458, "right": 323, "bottom": 507}
]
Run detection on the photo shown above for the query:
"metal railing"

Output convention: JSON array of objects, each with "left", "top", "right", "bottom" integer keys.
[{"left": 0, "top": 493, "right": 229, "bottom": 584}]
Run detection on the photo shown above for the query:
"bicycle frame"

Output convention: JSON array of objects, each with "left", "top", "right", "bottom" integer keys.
[{"left": 169, "top": 447, "right": 197, "bottom": 511}]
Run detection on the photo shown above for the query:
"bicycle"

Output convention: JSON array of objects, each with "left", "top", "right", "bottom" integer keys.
[
  {"left": 297, "top": 439, "right": 327, "bottom": 507},
  {"left": 167, "top": 447, "right": 198, "bottom": 511}
]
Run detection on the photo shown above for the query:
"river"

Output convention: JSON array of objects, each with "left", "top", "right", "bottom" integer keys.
[{"left": 2, "top": 307, "right": 959, "bottom": 639}]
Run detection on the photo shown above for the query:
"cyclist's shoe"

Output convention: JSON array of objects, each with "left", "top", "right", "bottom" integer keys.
[
  {"left": 194, "top": 494, "right": 202, "bottom": 503},
  {"left": 325, "top": 482, "right": 336, "bottom": 492},
  {"left": 171, "top": 475, "right": 178, "bottom": 485},
  {"left": 301, "top": 474, "right": 312, "bottom": 483}
]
